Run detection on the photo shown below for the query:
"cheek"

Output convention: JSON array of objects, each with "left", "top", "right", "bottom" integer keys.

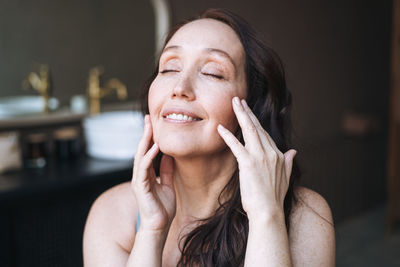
[
  {"left": 216, "top": 106, "right": 238, "bottom": 134},
  {"left": 147, "top": 81, "right": 165, "bottom": 142},
  {"left": 148, "top": 79, "right": 166, "bottom": 117},
  {"left": 147, "top": 82, "right": 158, "bottom": 114},
  {"left": 209, "top": 82, "right": 246, "bottom": 134},
  {"left": 204, "top": 91, "right": 238, "bottom": 132}
]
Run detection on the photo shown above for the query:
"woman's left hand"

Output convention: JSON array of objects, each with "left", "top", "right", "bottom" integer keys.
[{"left": 217, "top": 97, "right": 297, "bottom": 220}]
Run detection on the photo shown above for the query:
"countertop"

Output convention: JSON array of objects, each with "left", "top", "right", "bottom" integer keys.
[
  {"left": 0, "top": 153, "right": 133, "bottom": 203},
  {"left": 0, "top": 101, "right": 141, "bottom": 131}
]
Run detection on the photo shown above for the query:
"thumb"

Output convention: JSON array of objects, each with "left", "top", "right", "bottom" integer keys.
[
  {"left": 160, "top": 155, "right": 174, "bottom": 187},
  {"left": 283, "top": 149, "right": 297, "bottom": 181}
]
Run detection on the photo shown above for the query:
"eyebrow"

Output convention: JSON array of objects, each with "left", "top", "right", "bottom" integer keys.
[{"left": 162, "top": 45, "right": 236, "bottom": 69}]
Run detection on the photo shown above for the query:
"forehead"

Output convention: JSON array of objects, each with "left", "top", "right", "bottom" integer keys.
[{"left": 165, "top": 19, "right": 245, "bottom": 63}]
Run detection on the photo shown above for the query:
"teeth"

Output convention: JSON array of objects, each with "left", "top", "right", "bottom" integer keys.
[{"left": 166, "top": 113, "right": 197, "bottom": 121}]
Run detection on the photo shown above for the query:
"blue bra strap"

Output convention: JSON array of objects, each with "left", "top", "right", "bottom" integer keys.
[{"left": 136, "top": 213, "right": 141, "bottom": 232}]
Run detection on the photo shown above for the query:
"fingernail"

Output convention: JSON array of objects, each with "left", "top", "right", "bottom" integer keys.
[
  {"left": 217, "top": 124, "right": 226, "bottom": 132},
  {"left": 144, "top": 115, "right": 149, "bottom": 124},
  {"left": 233, "top": 97, "right": 241, "bottom": 106}
]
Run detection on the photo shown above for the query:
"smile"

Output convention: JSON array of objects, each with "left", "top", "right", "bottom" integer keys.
[
  {"left": 165, "top": 113, "right": 201, "bottom": 121},
  {"left": 162, "top": 108, "right": 204, "bottom": 123}
]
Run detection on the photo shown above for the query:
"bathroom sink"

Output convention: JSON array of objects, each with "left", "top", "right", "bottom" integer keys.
[
  {"left": 83, "top": 111, "right": 144, "bottom": 160},
  {"left": 0, "top": 96, "right": 59, "bottom": 118}
]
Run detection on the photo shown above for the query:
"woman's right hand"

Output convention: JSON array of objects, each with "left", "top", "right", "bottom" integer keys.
[{"left": 131, "top": 115, "right": 176, "bottom": 234}]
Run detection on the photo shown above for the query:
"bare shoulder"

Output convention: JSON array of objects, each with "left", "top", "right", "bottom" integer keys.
[
  {"left": 289, "top": 186, "right": 335, "bottom": 267},
  {"left": 83, "top": 182, "right": 138, "bottom": 262},
  {"left": 89, "top": 181, "right": 137, "bottom": 216},
  {"left": 291, "top": 186, "right": 334, "bottom": 225}
]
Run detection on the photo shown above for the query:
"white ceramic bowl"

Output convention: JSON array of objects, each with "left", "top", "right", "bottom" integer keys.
[{"left": 83, "top": 111, "right": 144, "bottom": 160}]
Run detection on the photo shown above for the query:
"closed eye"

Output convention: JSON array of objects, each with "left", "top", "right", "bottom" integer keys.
[
  {"left": 203, "top": 73, "right": 224, "bottom": 80},
  {"left": 160, "top": 69, "right": 179, "bottom": 74}
]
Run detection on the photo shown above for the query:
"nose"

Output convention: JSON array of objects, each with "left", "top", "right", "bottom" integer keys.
[{"left": 171, "top": 72, "right": 195, "bottom": 100}]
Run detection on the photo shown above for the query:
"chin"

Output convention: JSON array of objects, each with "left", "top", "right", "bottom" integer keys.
[
  {"left": 158, "top": 139, "right": 199, "bottom": 158},
  {"left": 157, "top": 137, "right": 227, "bottom": 159}
]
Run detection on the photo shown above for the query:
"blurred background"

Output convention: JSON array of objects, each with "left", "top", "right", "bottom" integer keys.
[{"left": 0, "top": 0, "right": 398, "bottom": 266}]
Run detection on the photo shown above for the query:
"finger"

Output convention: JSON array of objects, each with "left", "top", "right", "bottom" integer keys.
[
  {"left": 135, "top": 115, "right": 153, "bottom": 158},
  {"left": 136, "top": 143, "right": 160, "bottom": 183},
  {"left": 217, "top": 124, "right": 247, "bottom": 161},
  {"left": 160, "top": 155, "right": 174, "bottom": 187},
  {"left": 149, "top": 165, "right": 158, "bottom": 187},
  {"left": 284, "top": 149, "right": 297, "bottom": 181},
  {"left": 232, "top": 97, "right": 263, "bottom": 153},
  {"left": 132, "top": 115, "right": 153, "bottom": 181},
  {"left": 240, "top": 99, "right": 263, "bottom": 132},
  {"left": 241, "top": 99, "right": 279, "bottom": 152}
]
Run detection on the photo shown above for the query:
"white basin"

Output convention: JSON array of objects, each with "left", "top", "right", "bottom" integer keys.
[
  {"left": 0, "top": 96, "right": 59, "bottom": 118},
  {"left": 83, "top": 111, "right": 144, "bottom": 160}
]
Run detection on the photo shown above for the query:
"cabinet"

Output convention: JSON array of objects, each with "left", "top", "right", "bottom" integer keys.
[{"left": 0, "top": 155, "right": 132, "bottom": 267}]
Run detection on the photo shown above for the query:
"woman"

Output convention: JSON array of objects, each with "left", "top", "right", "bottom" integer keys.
[{"left": 83, "top": 8, "right": 335, "bottom": 266}]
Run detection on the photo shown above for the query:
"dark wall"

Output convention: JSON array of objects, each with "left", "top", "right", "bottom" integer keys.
[
  {"left": 0, "top": 0, "right": 155, "bottom": 105},
  {"left": 0, "top": 0, "right": 392, "bottom": 223}
]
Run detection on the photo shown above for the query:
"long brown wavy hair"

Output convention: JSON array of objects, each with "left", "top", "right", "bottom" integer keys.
[{"left": 140, "top": 8, "right": 301, "bottom": 267}]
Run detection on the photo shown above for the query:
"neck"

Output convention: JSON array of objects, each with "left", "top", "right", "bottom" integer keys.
[{"left": 171, "top": 149, "right": 237, "bottom": 225}]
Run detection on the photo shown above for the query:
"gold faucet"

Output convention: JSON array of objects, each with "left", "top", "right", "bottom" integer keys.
[
  {"left": 22, "top": 64, "right": 52, "bottom": 113},
  {"left": 87, "top": 66, "right": 128, "bottom": 115}
]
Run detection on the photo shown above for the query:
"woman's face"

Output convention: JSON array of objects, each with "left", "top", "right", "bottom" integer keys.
[{"left": 148, "top": 18, "right": 247, "bottom": 158}]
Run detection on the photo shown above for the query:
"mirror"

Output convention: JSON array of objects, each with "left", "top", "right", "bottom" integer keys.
[{"left": 0, "top": 0, "right": 170, "bottom": 119}]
